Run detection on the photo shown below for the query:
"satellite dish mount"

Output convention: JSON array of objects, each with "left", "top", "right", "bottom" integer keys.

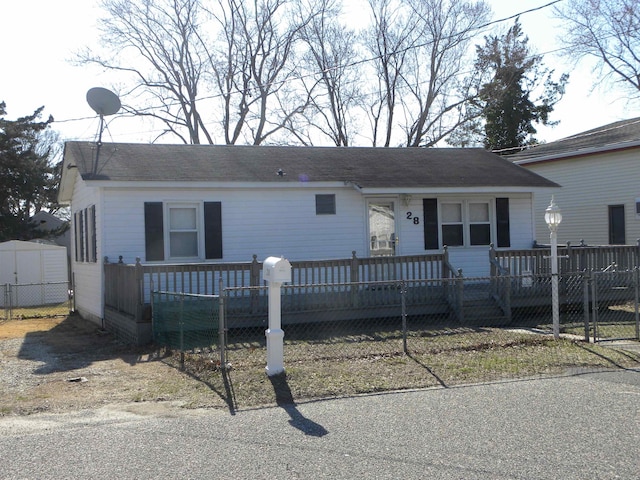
[{"left": 86, "top": 87, "right": 121, "bottom": 175}]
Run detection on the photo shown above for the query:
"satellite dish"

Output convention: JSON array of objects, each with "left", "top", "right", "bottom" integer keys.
[
  {"left": 86, "top": 87, "right": 121, "bottom": 116},
  {"left": 86, "top": 87, "right": 121, "bottom": 177}
]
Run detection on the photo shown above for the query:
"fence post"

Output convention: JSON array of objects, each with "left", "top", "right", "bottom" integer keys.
[
  {"left": 456, "top": 270, "right": 464, "bottom": 324},
  {"left": 218, "top": 277, "right": 226, "bottom": 368},
  {"left": 179, "top": 292, "right": 185, "bottom": 370},
  {"left": 635, "top": 268, "right": 640, "bottom": 341},
  {"left": 591, "top": 273, "right": 598, "bottom": 343},
  {"left": 401, "top": 280, "right": 407, "bottom": 354},
  {"left": 3, "top": 283, "right": 9, "bottom": 321},
  {"left": 582, "top": 271, "right": 591, "bottom": 342}
]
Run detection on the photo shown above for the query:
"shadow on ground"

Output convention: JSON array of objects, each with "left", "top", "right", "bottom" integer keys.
[{"left": 14, "top": 314, "right": 164, "bottom": 374}]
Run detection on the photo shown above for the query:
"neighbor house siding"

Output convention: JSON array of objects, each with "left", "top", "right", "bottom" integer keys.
[{"left": 524, "top": 149, "right": 640, "bottom": 245}]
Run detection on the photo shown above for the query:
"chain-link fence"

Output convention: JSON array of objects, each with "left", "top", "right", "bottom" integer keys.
[
  {"left": 1, "top": 282, "right": 72, "bottom": 321},
  {"left": 152, "top": 271, "right": 640, "bottom": 395}
]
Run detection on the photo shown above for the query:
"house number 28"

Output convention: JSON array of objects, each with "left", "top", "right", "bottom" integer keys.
[{"left": 406, "top": 212, "right": 420, "bottom": 224}]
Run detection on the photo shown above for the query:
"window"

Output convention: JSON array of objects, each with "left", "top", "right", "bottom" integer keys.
[
  {"left": 441, "top": 202, "right": 464, "bottom": 246},
  {"left": 74, "top": 205, "right": 97, "bottom": 263},
  {"left": 609, "top": 205, "right": 625, "bottom": 245},
  {"left": 168, "top": 206, "right": 198, "bottom": 258},
  {"left": 144, "top": 201, "right": 222, "bottom": 261},
  {"left": 316, "top": 194, "right": 336, "bottom": 215},
  {"left": 422, "top": 198, "right": 509, "bottom": 250},
  {"left": 469, "top": 202, "right": 491, "bottom": 245}
]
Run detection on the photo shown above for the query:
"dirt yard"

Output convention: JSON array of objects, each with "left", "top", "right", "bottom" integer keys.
[{"left": 0, "top": 315, "right": 228, "bottom": 416}]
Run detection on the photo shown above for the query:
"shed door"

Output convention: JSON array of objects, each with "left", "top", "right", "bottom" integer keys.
[{"left": 368, "top": 200, "right": 397, "bottom": 257}]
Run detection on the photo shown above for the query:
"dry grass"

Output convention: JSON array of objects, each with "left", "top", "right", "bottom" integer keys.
[{"left": 168, "top": 327, "right": 640, "bottom": 410}]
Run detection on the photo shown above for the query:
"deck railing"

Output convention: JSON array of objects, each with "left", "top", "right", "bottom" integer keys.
[
  {"left": 103, "top": 251, "right": 446, "bottom": 321},
  {"left": 103, "top": 244, "right": 640, "bottom": 324},
  {"left": 491, "top": 242, "right": 640, "bottom": 276}
]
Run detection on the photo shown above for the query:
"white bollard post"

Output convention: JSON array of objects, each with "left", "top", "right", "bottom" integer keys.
[{"left": 265, "top": 280, "right": 285, "bottom": 376}]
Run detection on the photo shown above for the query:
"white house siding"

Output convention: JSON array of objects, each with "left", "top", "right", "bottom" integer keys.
[
  {"left": 100, "top": 188, "right": 535, "bottom": 280},
  {"left": 102, "top": 186, "right": 367, "bottom": 264},
  {"left": 69, "top": 178, "right": 103, "bottom": 324},
  {"left": 403, "top": 194, "right": 534, "bottom": 278},
  {"left": 524, "top": 149, "right": 640, "bottom": 245}
]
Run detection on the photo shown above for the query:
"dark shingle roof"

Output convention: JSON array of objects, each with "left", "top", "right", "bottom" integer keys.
[
  {"left": 509, "top": 117, "right": 640, "bottom": 163},
  {"left": 63, "top": 142, "right": 557, "bottom": 189}
]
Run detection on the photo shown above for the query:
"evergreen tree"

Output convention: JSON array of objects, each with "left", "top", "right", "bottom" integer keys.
[
  {"left": 452, "top": 20, "right": 567, "bottom": 152},
  {"left": 0, "top": 101, "right": 61, "bottom": 241}
]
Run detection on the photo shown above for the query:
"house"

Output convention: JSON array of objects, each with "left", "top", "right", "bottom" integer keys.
[
  {"left": 30, "top": 210, "right": 70, "bottom": 250},
  {"left": 57, "top": 142, "right": 558, "bottom": 326},
  {"left": 510, "top": 117, "right": 640, "bottom": 246}
]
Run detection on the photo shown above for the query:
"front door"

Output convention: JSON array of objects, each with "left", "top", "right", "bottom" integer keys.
[{"left": 368, "top": 200, "right": 397, "bottom": 257}]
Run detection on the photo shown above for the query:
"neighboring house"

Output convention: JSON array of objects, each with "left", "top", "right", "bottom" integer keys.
[
  {"left": 510, "top": 117, "right": 640, "bottom": 246},
  {"left": 30, "top": 211, "right": 70, "bottom": 249},
  {"left": 58, "top": 142, "right": 557, "bottom": 325}
]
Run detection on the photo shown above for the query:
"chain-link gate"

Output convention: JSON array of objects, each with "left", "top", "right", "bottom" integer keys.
[
  {"left": 591, "top": 269, "right": 640, "bottom": 342},
  {"left": 1, "top": 282, "right": 72, "bottom": 320}
]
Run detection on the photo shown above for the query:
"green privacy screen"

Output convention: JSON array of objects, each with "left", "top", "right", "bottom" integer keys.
[{"left": 152, "top": 291, "right": 220, "bottom": 350}]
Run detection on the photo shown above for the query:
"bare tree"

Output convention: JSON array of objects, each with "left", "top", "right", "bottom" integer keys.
[
  {"left": 297, "top": 0, "right": 362, "bottom": 146},
  {"left": 206, "top": 0, "right": 312, "bottom": 145},
  {"left": 363, "top": 0, "right": 418, "bottom": 146},
  {"left": 554, "top": 0, "right": 640, "bottom": 99},
  {"left": 79, "top": 0, "right": 315, "bottom": 145},
  {"left": 79, "top": 0, "right": 214, "bottom": 144},
  {"left": 361, "top": 0, "right": 491, "bottom": 147},
  {"left": 401, "top": 0, "right": 491, "bottom": 147}
]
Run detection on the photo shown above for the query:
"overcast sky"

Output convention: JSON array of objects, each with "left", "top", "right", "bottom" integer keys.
[{"left": 2, "top": 0, "right": 638, "bottom": 146}]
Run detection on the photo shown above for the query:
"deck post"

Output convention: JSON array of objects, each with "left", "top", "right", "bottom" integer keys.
[
  {"left": 134, "top": 257, "right": 144, "bottom": 322},
  {"left": 250, "top": 254, "right": 260, "bottom": 313},
  {"left": 350, "top": 251, "right": 359, "bottom": 307}
]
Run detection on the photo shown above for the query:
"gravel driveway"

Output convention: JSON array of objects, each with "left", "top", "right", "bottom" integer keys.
[{"left": 0, "top": 316, "right": 226, "bottom": 415}]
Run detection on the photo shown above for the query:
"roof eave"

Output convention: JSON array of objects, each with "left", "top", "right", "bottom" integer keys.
[{"left": 514, "top": 140, "right": 640, "bottom": 165}]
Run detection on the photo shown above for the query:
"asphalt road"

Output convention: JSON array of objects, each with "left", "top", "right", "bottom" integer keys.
[{"left": 2, "top": 370, "right": 639, "bottom": 479}]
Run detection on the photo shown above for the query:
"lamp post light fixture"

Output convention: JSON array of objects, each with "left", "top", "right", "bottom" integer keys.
[{"left": 545, "top": 196, "right": 563, "bottom": 339}]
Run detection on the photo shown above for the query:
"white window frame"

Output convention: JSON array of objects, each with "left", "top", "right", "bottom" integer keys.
[
  {"left": 164, "top": 202, "right": 203, "bottom": 260},
  {"left": 441, "top": 201, "right": 464, "bottom": 247},
  {"left": 440, "top": 199, "right": 494, "bottom": 248},
  {"left": 468, "top": 201, "right": 491, "bottom": 246}
]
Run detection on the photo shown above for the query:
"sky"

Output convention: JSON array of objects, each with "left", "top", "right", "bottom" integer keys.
[{"left": 2, "top": 0, "right": 639, "bottom": 147}]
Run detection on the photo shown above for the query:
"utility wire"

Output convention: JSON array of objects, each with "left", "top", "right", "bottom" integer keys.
[{"left": 56, "top": 0, "right": 571, "bottom": 139}]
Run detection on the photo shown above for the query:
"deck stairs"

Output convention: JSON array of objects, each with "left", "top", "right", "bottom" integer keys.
[{"left": 459, "top": 282, "right": 510, "bottom": 326}]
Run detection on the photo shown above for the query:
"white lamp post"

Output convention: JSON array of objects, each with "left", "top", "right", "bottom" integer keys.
[{"left": 544, "top": 196, "right": 563, "bottom": 339}]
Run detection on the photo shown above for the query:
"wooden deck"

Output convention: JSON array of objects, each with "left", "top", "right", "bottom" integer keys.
[{"left": 102, "top": 244, "right": 640, "bottom": 343}]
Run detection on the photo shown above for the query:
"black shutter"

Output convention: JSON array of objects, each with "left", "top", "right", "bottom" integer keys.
[
  {"left": 496, "top": 198, "right": 510, "bottom": 248},
  {"left": 423, "top": 198, "right": 439, "bottom": 250},
  {"left": 144, "top": 202, "right": 165, "bottom": 261},
  {"left": 204, "top": 202, "right": 223, "bottom": 259},
  {"left": 74, "top": 211, "right": 81, "bottom": 262},
  {"left": 89, "top": 205, "right": 97, "bottom": 262}
]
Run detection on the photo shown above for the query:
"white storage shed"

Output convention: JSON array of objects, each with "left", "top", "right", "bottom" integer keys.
[{"left": 0, "top": 240, "right": 69, "bottom": 307}]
